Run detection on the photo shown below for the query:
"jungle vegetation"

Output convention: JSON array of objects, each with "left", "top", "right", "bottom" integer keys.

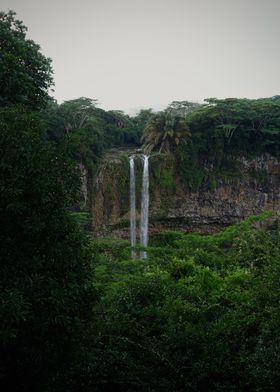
[{"left": 1, "top": 10, "right": 280, "bottom": 392}]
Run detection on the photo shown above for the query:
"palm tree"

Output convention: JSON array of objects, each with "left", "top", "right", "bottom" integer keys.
[{"left": 141, "top": 112, "right": 191, "bottom": 153}]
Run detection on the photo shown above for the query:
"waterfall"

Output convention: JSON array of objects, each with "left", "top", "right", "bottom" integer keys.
[
  {"left": 140, "top": 155, "right": 149, "bottom": 259},
  {"left": 129, "top": 154, "right": 150, "bottom": 259},
  {"left": 129, "top": 156, "right": 136, "bottom": 258}
]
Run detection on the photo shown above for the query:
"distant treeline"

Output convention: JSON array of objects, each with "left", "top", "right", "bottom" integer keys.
[{"left": 42, "top": 96, "right": 280, "bottom": 178}]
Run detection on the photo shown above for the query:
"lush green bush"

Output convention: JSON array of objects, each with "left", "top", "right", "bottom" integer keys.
[{"left": 86, "top": 213, "right": 280, "bottom": 391}]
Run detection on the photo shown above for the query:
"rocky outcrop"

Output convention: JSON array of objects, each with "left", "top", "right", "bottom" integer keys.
[{"left": 91, "top": 151, "right": 280, "bottom": 238}]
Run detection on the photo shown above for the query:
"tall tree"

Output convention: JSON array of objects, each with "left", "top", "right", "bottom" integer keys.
[
  {"left": 43, "top": 98, "right": 105, "bottom": 174},
  {"left": 0, "top": 11, "right": 53, "bottom": 109},
  {"left": 0, "top": 106, "right": 96, "bottom": 392},
  {"left": 166, "top": 100, "right": 201, "bottom": 117},
  {"left": 141, "top": 111, "right": 191, "bottom": 153}
]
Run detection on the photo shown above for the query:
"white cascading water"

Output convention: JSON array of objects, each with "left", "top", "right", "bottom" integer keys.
[
  {"left": 140, "top": 155, "right": 149, "bottom": 259},
  {"left": 129, "top": 156, "right": 136, "bottom": 258}
]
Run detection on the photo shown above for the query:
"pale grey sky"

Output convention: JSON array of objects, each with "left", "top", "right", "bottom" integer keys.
[{"left": 1, "top": 0, "right": 279, "bottom": 113}]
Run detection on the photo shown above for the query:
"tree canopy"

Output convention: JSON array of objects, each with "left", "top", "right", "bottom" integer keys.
[
  {"left": 0, "top": 11, "right": 53, "bottom": 109},
  {"left": 141, "top": 111, "right": 191, "bottom": 153}
]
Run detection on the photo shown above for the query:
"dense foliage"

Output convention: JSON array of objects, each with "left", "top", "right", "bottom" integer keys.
[
  {"left": 175, "top": 97, "right": 280, "bottom": 189},
  {"left": 0, "top": 106, "right": 96, "bottom": 391},
  {"left": 45, "top": 95, "right": 278, "bottom": 194},
  {"left": 0, "top": 12, "right": 95, "bottom": 391},
  {"left": 0, "top": 11, "right": 53, "bottom": 109},
  {"left": 141, "top": 111, "right": 191, "bottom": 153},
  {"left": 185, "top": 97, "right": 280, "bottom": 159},
  {"left": 43, "top": 98, "right": 153, "bottom": 175},
  {"left": 88, "top": 213, "right": 280, "bottom": 391},
  {"left": 43, "top": 96, "right": 280, "bottom": 195}
]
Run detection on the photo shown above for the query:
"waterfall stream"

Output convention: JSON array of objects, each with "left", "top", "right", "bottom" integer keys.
[
  {"left": 129, "top": 156, "right": 136, "bottom": 258},
  {"left": 140, "top": 155, "right": 149, "bottom": 259},
  {"left": 129, "top": 154, "right": 149, "bottom": 259}
]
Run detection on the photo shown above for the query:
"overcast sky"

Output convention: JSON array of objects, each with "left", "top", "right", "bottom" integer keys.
[{"left": 1, "top": 0, "right": 279, "bottom": 113}]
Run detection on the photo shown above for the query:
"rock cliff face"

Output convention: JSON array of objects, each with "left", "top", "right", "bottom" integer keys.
[{"left": 91, "top": 150, "right": 280, "bottom": 238}]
